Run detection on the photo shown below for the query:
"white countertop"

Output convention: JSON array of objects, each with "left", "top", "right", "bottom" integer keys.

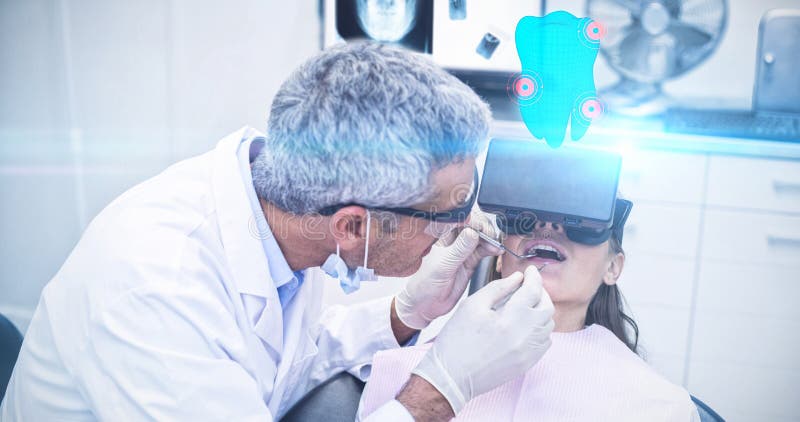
[{"left": 491, "top": 118, "right": 800, "bottom": 161}]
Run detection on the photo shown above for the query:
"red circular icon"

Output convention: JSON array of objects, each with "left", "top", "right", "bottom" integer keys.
[
  {"left": 515, "top": 76, "right": 536, "bottom": 98},
  {"left": 581, "top": 98, "right": 603, "bottom": 119},
  {"left": 585, "top": 21, "right": 605, "bottom": 41},
  {"left": 506, "top": 72, "right": 543, "bottom": 106}
]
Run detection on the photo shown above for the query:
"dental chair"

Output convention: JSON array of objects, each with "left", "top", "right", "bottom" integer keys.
[
  {"left": 0, "top": 313, "right": 24, "bottom": 401},
  {"left": 280, "top": 375, "right": 725, "bottom": 422},
  {"left": 691, "top": 395, "right": 725, "bottom": 422},
  {"left": 280, "top": 257, "right": 725, "bottom": 421},
  {"left": 279, "top": 260, "right": 499, "bottom": 421},
  {"left": 280, "top": 372, "right": 365, "bottom": 422}
]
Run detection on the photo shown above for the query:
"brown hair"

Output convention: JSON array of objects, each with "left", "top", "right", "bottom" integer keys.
[{"left": 584, "top": 236, "right": 639, "bottom": 354}]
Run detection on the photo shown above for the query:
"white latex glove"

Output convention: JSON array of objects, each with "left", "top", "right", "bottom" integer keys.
[
  {"left": 394, "top": 211, "right": 501, "bottom": 330},
  {"left": 411, "top": 265, "right": 555, "bottom": 414}
]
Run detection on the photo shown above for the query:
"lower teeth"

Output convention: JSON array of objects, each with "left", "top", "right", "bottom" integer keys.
[{"left": 529, "top": 250, "right": 560, "bottom": 260}]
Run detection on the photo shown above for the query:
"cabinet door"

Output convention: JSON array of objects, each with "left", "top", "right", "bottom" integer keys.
[
  {"left": 696, "top": 261, "right": 799, "bottom": 320},
  {"left": 619, "top": 150, "right": 706, "bottom": 205},
  {"left": 614, "top": 201, "right": 702, "bottom": 388},
  {"left": 618, "top": 254, "right": 694, "bottom": 309},
  {"left": 689, "top": 208, "right": 800, "bottom": 421},
  {"left": 701, "top": 209, "right": 800, "bottom": 266},
  {"left": 627, "top": 303, "right": 691, "bottom": 386},
  {"left": 707, "top": 156, "right": 800, "bottom": 213},
  {"left": 687, "top": 360, "right": 799, "bottom": 422},
  {"left": 622, "top": 203, "right": 703, "bottom": 258},
  {"left": 688, "top": 310, "right": 800, "bottom": 421},
  {"left": 618, "top": 250, "right": 694, "bottom": 386}
]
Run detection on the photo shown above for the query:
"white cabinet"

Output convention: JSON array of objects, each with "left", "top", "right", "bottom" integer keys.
[
  {"left": 687, "top": 360, "right": 800, "bottom": 422},
  {"left": 630, "top": 305, "right": 692, "bottom": 379},
  {"left": 618, "top": 254, "right": 695, "bottom": 308},
  {"left": 622, "top": 203, "right": 703, "bottom": 258},
  {"left": 615, "top": 145, "right": 800, "bottom": 420},
  {"left": 689, "top": 311, "right": 800, "bottom": 371},
  {"left": 696, "top": 261, "right": 800, "bottom": 319},
  {"left": 707, "top": 156, "right": 800, "bottom": 213},
  {"left": 619, "top": 150, "right": 706, "bottom": 205},
  {"left": 691, "top": 156, "right": 800, "bottom": 420},
  {"left": 594, "top": 143, "right": 800, "bottom": 418},
  {"left": 701, "top": 209, "right": 800, "bottom": 266},
  {"left": 616, "top": 159, "right": 706, "bottom": 387}
]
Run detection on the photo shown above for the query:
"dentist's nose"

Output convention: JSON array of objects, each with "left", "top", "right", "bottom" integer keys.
[{"left": 534, "top": 220, "right": 564, "bottom": 233}]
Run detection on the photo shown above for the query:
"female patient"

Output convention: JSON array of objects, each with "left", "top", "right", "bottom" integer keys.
[{"left": 358, "top": 199, "right": 700, "bottom": 421}]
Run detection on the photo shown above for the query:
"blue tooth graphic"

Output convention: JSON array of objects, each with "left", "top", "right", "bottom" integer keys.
[{"left": 515, "top": 11, "right": 602, "bottom": 148}]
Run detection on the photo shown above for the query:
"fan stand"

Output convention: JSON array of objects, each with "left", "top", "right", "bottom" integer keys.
[{"left": 600, "top": 77, "right": 672, "bottom": 117}]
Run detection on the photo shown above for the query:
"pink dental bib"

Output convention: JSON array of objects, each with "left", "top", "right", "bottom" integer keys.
[{"left": 360, "top": 324, "right": 699, "bottom": 421}]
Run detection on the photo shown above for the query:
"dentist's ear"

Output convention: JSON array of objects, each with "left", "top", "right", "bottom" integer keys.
[
  {"left": 602, "top": 251, "right": 625, "bottom": 286},
  {"left": 330, "top": 206, "right": 369, "bottom": 251}
]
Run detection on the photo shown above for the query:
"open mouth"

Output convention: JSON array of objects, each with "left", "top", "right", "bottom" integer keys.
[{"left": 524, "top": 243, "right": 566, "bottom": 262}]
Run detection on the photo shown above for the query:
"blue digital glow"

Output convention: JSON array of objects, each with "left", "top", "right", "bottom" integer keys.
[{"left": 514, "top": 11, "right": 603, "bottom": 148}]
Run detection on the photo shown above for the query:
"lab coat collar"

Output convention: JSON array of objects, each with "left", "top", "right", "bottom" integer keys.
[{"left": 211, "top": 126, "right": 283, "bottom": 351}]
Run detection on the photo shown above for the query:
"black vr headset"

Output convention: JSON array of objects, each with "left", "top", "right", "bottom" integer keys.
[{"left": 478, "top": 139, "right": 632, "bottom": 246}]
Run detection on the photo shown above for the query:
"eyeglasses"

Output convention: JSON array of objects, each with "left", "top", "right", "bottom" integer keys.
[
  {"left": 498, "top": 198, "right": 633, "bottom": 246},
  {"left": 317, "top": 167, "right": 479, "bottom": 224}
]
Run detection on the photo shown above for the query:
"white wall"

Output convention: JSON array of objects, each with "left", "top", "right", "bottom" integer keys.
[{"left": 0, "top": 0, "right": 320, "bottom": 332}]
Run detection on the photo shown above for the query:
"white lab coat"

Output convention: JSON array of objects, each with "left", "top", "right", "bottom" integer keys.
[{"left": 0, "top": 127, "right": 407, "bottom": 421}]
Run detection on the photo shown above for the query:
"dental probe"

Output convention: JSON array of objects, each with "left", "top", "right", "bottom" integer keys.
[{"left": 468, "top": 227, "right": 539, "bottom": 260}]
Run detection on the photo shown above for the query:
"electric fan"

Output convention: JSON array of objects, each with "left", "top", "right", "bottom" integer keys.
[{"left": 586, "top": 0, "right": 728, "bottom": 115}]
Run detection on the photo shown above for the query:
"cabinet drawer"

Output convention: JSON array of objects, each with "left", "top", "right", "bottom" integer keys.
[
  {"left": 701, "top": 209, "right": 800, "bottom": 266},
  {"left": 690, "top": 311, "right": 800, "bottom": 371},
  {"left": 628, "top": 304, "right": 690, "bottom": 359},
  {"left": 646, "top": 355, "right": 685, "bottom": 387},
  {"left": 697, "top": 261, "right": 800, "bottom": 320},
  {"left": 619, "top": 150, "right": 706, "bottom": 205},
  {"left": 707, "top": 156, "right": 800, "bottom": 213},
  {"left": 617, "top": 254, "right": 695, "bottom": 308},
  {"left": 623, "top": 204, "right": 702, "bottom": 258},
  {"left": 687, "top": 361, "right": 800, "bottom": 421}
]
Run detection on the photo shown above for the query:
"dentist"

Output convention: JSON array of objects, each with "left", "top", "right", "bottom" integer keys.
[{"left": 1, "top": 42, "right": 554, "bottom": 421}]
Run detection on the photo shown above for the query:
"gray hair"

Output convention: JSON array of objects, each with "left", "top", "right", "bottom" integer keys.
[{"left": 252, "top": 41, "right": 492, "bottom": 214}]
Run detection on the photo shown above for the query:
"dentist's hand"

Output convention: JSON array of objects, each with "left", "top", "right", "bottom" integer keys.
[
  {"left": 394, "top": 211, "right": 501, "bottom": 330},
  {"left": 407, "top": 266, "right": 555, "bottom": 414}
]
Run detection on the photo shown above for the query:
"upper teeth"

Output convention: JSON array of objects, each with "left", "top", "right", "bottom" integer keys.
[{"left": 527, "top": 244, "right": 562, "bottom": 258}]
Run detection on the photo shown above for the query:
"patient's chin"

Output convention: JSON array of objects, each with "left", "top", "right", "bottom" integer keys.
[
  {"left": 541, "top": 276, "right": 564, "bottom": 300},
  {"left": 539, "top": 265, "right": 563, "bottom": 282}
]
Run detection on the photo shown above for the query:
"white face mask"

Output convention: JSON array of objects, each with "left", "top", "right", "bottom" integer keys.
[{"left": 321, "top": 210, "right": 377, "bottom": 294}]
